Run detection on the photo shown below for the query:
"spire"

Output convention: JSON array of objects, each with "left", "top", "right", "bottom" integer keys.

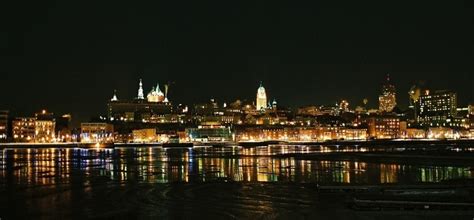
[
  {"left": 163, "top": 84, "right": 169, "bottom": 102},
  {"left": 155, "top": 82, "right": 161, "bottom": 93},
  {"left": 259, "top": 81, "right": 263, "bottom": 88},
  {"left": 137, "top": 79, "right": 144, "bottom": 99},
  {"left": 111, "top": 90, "right": 118, "bottom": 101},
  {"left": 386, "top": 73, "right": 390, "bottom": 82}
]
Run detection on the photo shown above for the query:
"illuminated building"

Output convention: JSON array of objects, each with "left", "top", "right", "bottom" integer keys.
[
  {"left": 186, "top": 122, "right": 233, "bottom": 142},
  {"left": 417, "top": 90, "right": 457, "bottom": 127},
  {"left": 147, "top": 83, "right": 165, "bottom": 103},
  {"left": 366, "top": 115, "right": 400, "bottom": 139},
  {"left": 137, "top": 79, "right": 145, "bottom": 100},
  {"left": 0, "top": 110, "right": 8, "bottom": 141},
  {"left": 339, "top": 100, "right": 349, "bottom": 112},
  {"left": 132, "top": 128, "right": 158, "bottom": 143},
  {"left": 235, "top": 125, "right": 367, "bottom": 142},
  {"left": 193, "top": 99, "right": 243, "bottom": 125},
  {"left": 427, "top": 127, "right": 455, "bottom": 139},
  {"left": 402, "top": 128, "right": 426, "bottom": 139},
  {"left": 297, "top": 106, "right": 321, "bottom": 116},
  {"left": 256, "top": 82, "right": 267, "bottom": 111},
  {"left": 378, "top": 74, "right": 397, "bottom": 113},
  {"left": 13, "top": 117, "right": 36, "bottom": 142},
  {"left": 236, "top": 126, "right": 299, "bottom": 141},
  {"left": 111, "top": 90, "right": 119, "bottom": 101},
  {"left": 34, "top": 110, "right": 56, "bottom": 143},
  {"left": 255, "top": 110, "right": 289, "bottom": 125},
  {"left": 80, "top": 123, "right": 114, "bottom": 143},
  {"left": 107, "top": 79, "right": 173, "bottom": 123}
]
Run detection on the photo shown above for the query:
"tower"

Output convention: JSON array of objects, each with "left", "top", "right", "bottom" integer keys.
[
  {"left": 378, "top": 74, "right": 397, "bottom": 112},
  {"left": 256, "top": 82, "right": 267, "bottom": 111},
  {"left": 137, "top": 79, "right": 145, "bottom": 100},
  {"left": 155, "top": 82, "right": 165, "bottom": 102},
  {"left": 163, "top": 84, "right": 169, "bottom": 103},
  {"left": 111, "top": 90, "right": 119, "bottom": 102}
]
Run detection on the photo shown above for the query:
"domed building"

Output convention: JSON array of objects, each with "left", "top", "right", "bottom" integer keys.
[
  {"left": 147, "top": 83, "right": 165, "bottom": 103},
  {"left": 107, "top": 79, "right": 173, "bottom": 124}
]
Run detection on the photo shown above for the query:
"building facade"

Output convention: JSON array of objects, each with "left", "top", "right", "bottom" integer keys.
[
  {"left": 366, "top": 115, "right": 400, "bottom": 139},
  {"left": 81, "top": 123, "right": 114, "bottom": 143},
  {"left": 0, "top": 110, "right": 8, "bottom": 141},
  {"left": 417, "top": 90, "right": 457, "bottom": 127},
  {"left": 256, "top": 82, "right": 267, "bottom": 111},
  {"left": 378, "top": 74, "right": 397, "bottom": 113},
  {"left": 108, "top": 79, "right": 173, "bottom": 123},
  {"left": 186, "top": 122, "right": 233, "bottom": 142},
  {"left": 13, "top": 117, "right": 36, "bottom": 142},
  {"left": 34, "top": 110, "right": 56, "bottom": 143}
]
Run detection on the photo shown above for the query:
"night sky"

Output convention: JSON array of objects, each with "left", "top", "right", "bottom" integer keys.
[{"left": 1, "top": 1, "right": 473, "bottom": 123}]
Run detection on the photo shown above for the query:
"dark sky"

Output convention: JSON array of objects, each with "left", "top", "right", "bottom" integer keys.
[{"left": 1, "top": 1, "right": 473, "bottom": 123}]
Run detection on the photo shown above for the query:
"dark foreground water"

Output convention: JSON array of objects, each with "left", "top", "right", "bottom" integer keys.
[{"left": 1, "top": 145, "right": 474, "bottom": 219}]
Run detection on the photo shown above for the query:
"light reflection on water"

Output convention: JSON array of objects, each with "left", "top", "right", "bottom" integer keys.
[{"left": 0, "top": 145, "right": 473, "bottom": 186}]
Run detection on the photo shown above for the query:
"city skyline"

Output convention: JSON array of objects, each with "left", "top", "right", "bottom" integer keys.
[
  {"left": 1, "top": 2, "right": 474, "bottom": 219},
  {"left": 0, "top": 73, "right": 472, "bottom": 123}
]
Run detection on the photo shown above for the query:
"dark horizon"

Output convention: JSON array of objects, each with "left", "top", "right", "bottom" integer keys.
[{"left": 1, "top": 1, "right": 473, "bottom": 123}]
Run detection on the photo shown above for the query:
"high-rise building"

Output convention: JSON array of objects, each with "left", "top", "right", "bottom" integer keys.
[
  {"left": 417, "top": 90, "right": 457, "bottom": 127},
  {"left": 378, "top": 74, "right": 397, "bottom": 113},
  {"left": 256, "top": 82, "right": 267, "bottom": 111},
  {"left": 0, "top": 110, "right": 8, "bottom": 141}
]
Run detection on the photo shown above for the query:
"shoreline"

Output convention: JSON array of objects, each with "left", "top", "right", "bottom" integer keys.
[{"left": 0, "top": 139, "right": 473, "bottom": 149}]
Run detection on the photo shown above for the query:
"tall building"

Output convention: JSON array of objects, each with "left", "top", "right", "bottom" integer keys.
[
  {"left": 417, "top": 90, "right": 457, "bottom": 126},
  {"left": 137, "top": 79, "right": 145, "bottom": 100},
  {"left": 378, "top": 74, "right": 397, "bottom": 113},
  {"left": 34, "top": 110, "right": 56, "bottom": 143},
  {"left": 256, "top": 82, "right": 267, "bottom": 111},
  {"left": 0, "top": 110, "right": 8, "bottom": 141}
]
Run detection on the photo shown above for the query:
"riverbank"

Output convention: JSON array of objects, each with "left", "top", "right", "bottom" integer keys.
[{"left": 0, "top": 139, "right": 473, "bottom": 149}]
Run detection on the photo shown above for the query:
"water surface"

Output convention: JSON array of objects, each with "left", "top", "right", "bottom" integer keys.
[{"left": 1, "top": 145, "right": 473, "bottom": 219}]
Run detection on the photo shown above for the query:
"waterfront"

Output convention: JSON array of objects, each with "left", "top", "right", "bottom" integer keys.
[{"left": 1, "top": 145, "right": 474, "bottom": 219}]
